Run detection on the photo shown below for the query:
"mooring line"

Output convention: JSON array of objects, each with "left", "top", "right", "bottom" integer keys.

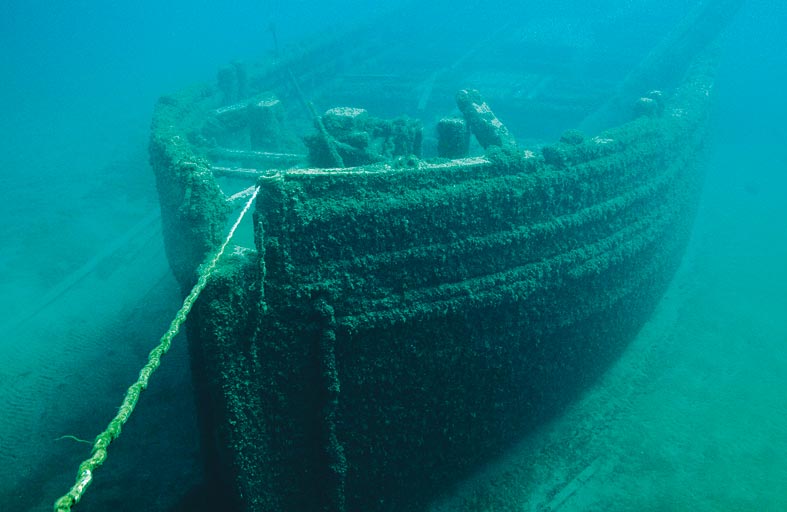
[{"left": 53, "top": 186, "right": 260, "bottom": 512}]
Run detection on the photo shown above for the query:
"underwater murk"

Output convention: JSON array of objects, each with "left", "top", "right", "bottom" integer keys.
[{"left": 1, "top": 1, "right": 785, "bottom": 511}]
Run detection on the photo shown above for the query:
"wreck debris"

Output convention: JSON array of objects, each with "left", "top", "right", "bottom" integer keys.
[
  {"left": 304, "top": 107, "right": 422, "bottom": 168},
  {"left": 216, "top": 61, "right": 248, "bottom": 105},
  {"left": 248, "top": 95, "right": 290, "bottom": 150},
  {"left": 436, "top": 117, "right": 470, "bottom": 158},
  {"left": 456, "top": 88, "right": 517, "bottom": 150}
]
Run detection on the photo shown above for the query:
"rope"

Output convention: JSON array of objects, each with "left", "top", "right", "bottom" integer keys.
[
  {"left": 227, "top": 184, "right": 258, "bottom": 205},
  {"left": 53, "top": 186, "right": 260, "bottom": 512}
]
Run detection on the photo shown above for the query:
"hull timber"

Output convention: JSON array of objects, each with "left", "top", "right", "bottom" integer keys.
[
  {"left": 149, "top": 3, "right": 737, "bottom": 511},
  {"left": 191, "top": 74, "right": 709, "bottom": 512}
]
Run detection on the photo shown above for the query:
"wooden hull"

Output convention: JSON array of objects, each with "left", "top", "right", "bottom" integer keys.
[
  {"left": 147, "top": 3, "right": 739, "bottom": 509},
  {"left": 184, "top": 67, "right": 710, "bottom": 510}
]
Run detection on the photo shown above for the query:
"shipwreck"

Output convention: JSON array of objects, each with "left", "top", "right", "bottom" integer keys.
[{"left": 142, "top": 2, "right": 741, "bottom": 511}]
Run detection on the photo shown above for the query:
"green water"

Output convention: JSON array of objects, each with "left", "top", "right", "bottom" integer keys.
[{"left": 1, "top": 1, "right": 785, "bottom": 510}]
